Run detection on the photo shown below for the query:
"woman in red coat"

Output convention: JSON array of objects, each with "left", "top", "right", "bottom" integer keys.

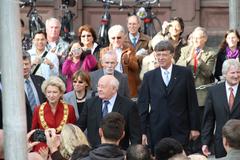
[
  {"left": 32, "top": 76, "right": 76, "bottom": 132},
  {"left": 31, "top": 76, "right": 76, "bottom": 155}
]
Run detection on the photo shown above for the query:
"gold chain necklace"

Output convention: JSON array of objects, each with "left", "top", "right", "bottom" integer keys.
[{"left": 39, "top": 101, "right": 69, "bottom": 133}]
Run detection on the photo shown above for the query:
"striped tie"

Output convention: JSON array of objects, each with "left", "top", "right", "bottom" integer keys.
[{"left": 25, "top": 79, "right": 36, "bottom": 111}]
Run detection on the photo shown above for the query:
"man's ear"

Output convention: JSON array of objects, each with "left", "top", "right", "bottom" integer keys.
[
  {"left": 223, "top": 137, "right": 229, "bottom": 148},
  {"left": 99, "top": 128, "right": 103, "bottom": 138},
  {"left": 120, "top": 131, "right": 125, "bottom": 141}
]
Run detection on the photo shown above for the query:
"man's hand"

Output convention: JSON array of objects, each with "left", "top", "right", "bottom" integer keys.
[
  {"left": 202, "top": 145, "right": 211, "bottom": 157},
  {"left": 142, "top": 134, "right": 148, "bottom": 145},
  {"left": 189, "top": 130, "right": 200, "bottom": 141}
]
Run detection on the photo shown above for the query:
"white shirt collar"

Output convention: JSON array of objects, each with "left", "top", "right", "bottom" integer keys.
[
  {"left": 129, "top": 32, "right": 140, "bottom": 41},
  {"left": 225, "top": 82, "right": 238, "bottom": 96},
  {"left": 160, "top": 64, "right": 173, "bottom": 75}
]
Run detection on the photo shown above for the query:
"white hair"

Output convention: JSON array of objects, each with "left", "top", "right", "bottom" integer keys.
[
  {"left": 45, "top": 17, "right": 61, "bottom": 29},
  {"left": 108, "top": 25, "right": 125, "bottom": 39}
]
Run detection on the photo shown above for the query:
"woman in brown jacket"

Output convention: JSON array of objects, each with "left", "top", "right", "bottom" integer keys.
[{"left": 99, "top": 25, "right": 140, "bottom": 98}]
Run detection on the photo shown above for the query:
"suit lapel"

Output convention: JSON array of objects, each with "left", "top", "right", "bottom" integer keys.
[
  {"left": 231, "top": 84, "right": 240, "bottom": 113},
  {"left": 221, "top": 83, "right": 231, "bottom": 113},
  {"left": 96, "top": 97, "right": 103, "bottom": 122},
  {"left": 157, "top": 68, "right": 167, "bottom": 94},
  {"left": 112, "top": 95, "right": 121, "bottom": 112},
  {"left": 167, "top": 65, "right": 177, "bottom": 95}
]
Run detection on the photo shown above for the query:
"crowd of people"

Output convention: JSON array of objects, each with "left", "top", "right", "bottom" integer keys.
[{"left": 0, "top": 14, "right": 240, "bottom": 160}]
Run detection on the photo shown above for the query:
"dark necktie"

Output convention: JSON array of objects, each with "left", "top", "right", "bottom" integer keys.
[
  {"left": 25, "top": 79, "right": 37, "bottom": 111},
  {"left": 102, "top": 100, "right": 110, "bottom": 117},
  {"left": 229, "top": 87, "right": 234, "bottom": 111}
]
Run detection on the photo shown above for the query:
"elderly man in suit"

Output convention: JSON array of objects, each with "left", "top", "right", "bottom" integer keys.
[
  {"left": 138, "top": 40, "right": 200, "bottom": 152},
  {"left": 23, "top": 51, "right": 46, "bottom": 131},
  {"left": 202, "top": 59, "right": 240, "bottom": 158},
  {"left": 78, "top": 75, "right": 141, "bottom": 150},
  {"left": 90, "top": 50, "right": 130, "bottom": 97}
]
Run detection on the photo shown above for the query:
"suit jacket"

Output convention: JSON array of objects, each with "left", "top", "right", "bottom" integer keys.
[
  {"left": 201, "top": 82, "right": 240, "bottom": 158},
  {"left": 90, "top": 69, "right": 130, "bottom": 98},
  {"left": 25, "top": 75, "right": 46, "bottom": 131},
  {"left": 63, "top": 90, "right": 93, "bottom": 119},
  {"left": 177, "top": 45, "right": 216, "bottom": 106},
  {"left": 218, "top": 149, "right": 240, "bottom": 160},
  {"left": 138, "top": 65, "right": 200, "bottom": 149},
  {"left": 78, "top": 95, "right": 141, "bottom": 150}
]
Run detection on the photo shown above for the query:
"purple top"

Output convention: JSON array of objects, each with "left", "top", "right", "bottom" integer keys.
[{"left": 62, "top": 54, "right": 97, "bottom": 92}]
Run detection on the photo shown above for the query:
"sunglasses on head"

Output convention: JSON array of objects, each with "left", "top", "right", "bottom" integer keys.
[
  {"left": 111, "top": 36, "right": 122, "bottom": 40},
  {"left": 81, "top": 34, "right": 92, "bottom": 38}
]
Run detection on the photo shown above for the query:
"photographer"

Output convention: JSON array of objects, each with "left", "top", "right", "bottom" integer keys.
[
  {"left": 150, "top": 17, "right": 187, "bottom": 63},
  {"left": 62, "top": 41, "right": 97, "bottom": 92},
  {"left": 28, "top": 30, "right": 59, "bottom": 80}
]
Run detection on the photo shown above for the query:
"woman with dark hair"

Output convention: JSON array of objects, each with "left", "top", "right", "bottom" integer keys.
[
  {"left": 78, "top": 24, "right": 101, "bottom": 60},
  {"left": 214, "top": 29, "right": 240, "bottom": 81},
  {"left": 63, "top": 70, "right": 92, "bottom": 120},
  {"left": 62, "top": 41, "right": 97, "bottom": 92},
  {"left": 150, "top": 16, "right": 187, "bottom": 62}
]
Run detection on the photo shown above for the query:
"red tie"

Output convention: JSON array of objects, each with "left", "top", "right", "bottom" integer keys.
[
  {"left": 193, "top": 50, "right": 198, "bottom": 74},
  {"left": 229, "top": 87, "right": 234, "bottom": 111}
]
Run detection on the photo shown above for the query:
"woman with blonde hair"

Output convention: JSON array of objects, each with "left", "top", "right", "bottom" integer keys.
[
  {"left": 31, "top": 76, "right": 77, "bottom": 154},
  {"left": 45, "top": 124, "right": 90, "bottom": 160}
]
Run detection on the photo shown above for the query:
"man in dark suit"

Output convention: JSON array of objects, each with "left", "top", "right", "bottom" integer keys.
[
  {"left": 23, "top": 51, "right": 46, "bottom": 131},
  {"left": 90, "top": 50, "right": 130, "bottom": 98},
  {"left": 138, "top": 40, "right": 200, "bottom": 152},
  {"left": 202, "top": 59, "right": 240, "bottom": 158},
  {"left": 78, "top": 75, "right": 141, "bottom": 149}
]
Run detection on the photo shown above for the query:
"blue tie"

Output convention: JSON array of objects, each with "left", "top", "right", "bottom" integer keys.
[
  {"left": 25, "top": 79, "right": 37, "bottom": 111},
  {"left": 102, "top": 100, "right": 110, "bottom": 117},
  {"left": 132, "top": 37, "right": 137, "bottom": 47}
]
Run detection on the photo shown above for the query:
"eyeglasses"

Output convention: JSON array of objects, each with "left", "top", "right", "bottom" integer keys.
[
  {"left": 73, "top": 80, "right": 84, "bottom": 84},
  {"left": 111, "top": 36, "right": 122, "bottom": 40},
  {"left": 81, "top": 34, "right": 92, "bottom": 38}
]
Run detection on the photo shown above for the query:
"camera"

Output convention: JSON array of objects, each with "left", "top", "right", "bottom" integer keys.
[
  {"left": 30, "top": 129, "right": 46, "bottom": 142},
  {"left": 62, "top": 0, "right": 76, "bottom": 7}
]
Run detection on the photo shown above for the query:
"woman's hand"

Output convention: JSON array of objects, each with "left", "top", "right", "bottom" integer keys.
[{"left": 45, "top": 128, "right": 61, "bottom": 154}]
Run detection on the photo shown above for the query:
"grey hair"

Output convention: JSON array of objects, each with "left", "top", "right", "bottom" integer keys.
[
  {"left": 45, "top": 17, "right": 61, "bottom": 28},
  {"left": 222, "top": 59, "right": 240, "bottom": 76},
  {"left": 41, "top": 76, "right": 66, "bottom": 94},
  {"left": 101, "top": 50, "right": 117, "bottom": 62},
  {"left": 193, "top": 26, "right": 208, "bottom": 38},
  {"left": 108, "top": 25, "right": 125, "bottom": 39}
]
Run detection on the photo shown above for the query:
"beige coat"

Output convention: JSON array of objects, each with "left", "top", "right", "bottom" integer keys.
[
  {"left": 140, "top": 52, "right": 158, "bottom": 80},
  {"left": 177, "top": 45, "right": 217, "bottom": 106}
]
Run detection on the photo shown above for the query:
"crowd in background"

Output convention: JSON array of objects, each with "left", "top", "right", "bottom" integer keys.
[{"left": 0, "top": 14, "right": 240, "bottom": 160}]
